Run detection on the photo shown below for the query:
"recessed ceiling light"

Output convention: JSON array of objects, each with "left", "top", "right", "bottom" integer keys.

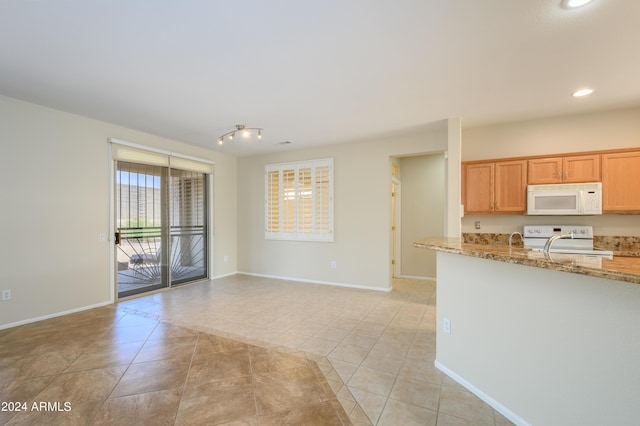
[
  {"left": 562, "top": 0, "right": 593, "bottom": 9},
  {"left": 573, "top": 88, "right": 594, "bottom": 97}
]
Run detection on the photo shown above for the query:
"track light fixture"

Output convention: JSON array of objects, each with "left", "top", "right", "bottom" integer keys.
[{"left": 218, "top": 124, "right": 263, "bottom": 146}]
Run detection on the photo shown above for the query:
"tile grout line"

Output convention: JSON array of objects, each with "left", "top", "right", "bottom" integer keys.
[
  {"left": 247, "top": 338, "right": 261, "bottom": 424},
  {"left": 331, "top": 283, "right": 413, "bottom": 425},
  {"left": 82, "top": 311, "right": 161, "bottom": 425},
  {"left": 370, "top": 281, "right": 424, "bottom": 425},
  {"left": 170, "top": 328, "right": 202, "bottom": 425}
]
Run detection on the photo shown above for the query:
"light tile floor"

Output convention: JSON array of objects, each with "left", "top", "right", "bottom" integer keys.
[
  {"left": 117, "top": 275, "right": 513, "bottom": 425},
  {"left": 0, "top": 275, "right": 514, "bottom": 425}
]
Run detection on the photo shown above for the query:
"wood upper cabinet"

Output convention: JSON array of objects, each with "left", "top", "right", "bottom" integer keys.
[
  {"left": 527, "top": 157, "right": 562, "bottom": 184},
  {"left": 528, "top": 154, "right": 600, "bottom": 184},
  {"left": 463, "top": 160, "right": 527, "bottom": 214},
  {"left": 564, "top": 154, "right": 600, "bottom": 182},
  {"left": 602, "top": 150, "right": 640, "bottom": 212},
  {"left": 495, "top": 160, "right": 528, "bottom": 212},
  {"left": 463, "top": 162, "right": 494, "bottom": 213}
]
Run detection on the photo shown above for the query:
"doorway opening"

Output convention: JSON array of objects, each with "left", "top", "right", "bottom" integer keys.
[{"left": 390, "top": 153, "right": 445, "bottom": 281}]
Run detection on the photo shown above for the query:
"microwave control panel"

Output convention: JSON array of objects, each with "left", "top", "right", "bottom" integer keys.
[{"left": 583, "top": 191, "right": 601, "bottom": 213}]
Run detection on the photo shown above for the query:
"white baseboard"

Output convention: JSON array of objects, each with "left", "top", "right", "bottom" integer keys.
[
  {"left": 210, "top": 271, "right": 238, "bottom": 280},
  {"left": 0, "top": 301, "right": 113, "bottom": 330},
  {"left": 397, "top": 275, "right": 436, "bottom": 281},
  {"left": 1, "top": 272, "right": 390, "bottom": 330},
  {"left": 237, "top": 271, "right": 392, "bottom": 293},
  {"left": 434, "top": 360, "right": 530, "bottom": 426}
]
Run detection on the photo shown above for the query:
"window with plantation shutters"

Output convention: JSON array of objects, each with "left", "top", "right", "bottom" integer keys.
[{"left": 265, "top": 158, "right": 333, "bottom": 241}]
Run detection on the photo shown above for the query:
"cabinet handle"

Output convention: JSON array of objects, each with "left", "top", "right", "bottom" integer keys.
[
  {"left": 564, "top": 171, "right": 568, "bottom": 180},
  {"left": 557, "top": 171, "right": 561, "bottom": 180}
]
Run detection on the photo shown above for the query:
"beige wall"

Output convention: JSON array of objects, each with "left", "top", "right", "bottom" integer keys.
[
  {"left": 436, "top": 252, "right": 640, "bottom": 425},
  {"left": 0, "top": 95, "right": 237, "bottom": 328},
  {"left": 462, "top": 106, "right": 640, "bottom": 161},
  {"left": 398, "top": 154, "right": 445, "bottom": 279},
  {"left": 461, "top": 107, "right": 640, "bottom": 235},
  {"left": 446, "top": 117, "right": 462, "bottom": 237},
  {"left": 236, "top": 122, "right": 450, "bottom": 290}
]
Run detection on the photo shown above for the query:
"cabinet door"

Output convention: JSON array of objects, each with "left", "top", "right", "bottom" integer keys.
[
  {"left": 495, "top": 160, "right": 527, "bottom": 212},
  {"left": 563, "top": 154, "right": 600, "bottom": 183},
  {"left": 602, "top": 151, "right": 640, "bottom": 212},
  {"left": 464, "top": 163, "right": 494, "bottom": 213},
  {"left": 528, "top": 157, "right": 562, "bottom": 184}
]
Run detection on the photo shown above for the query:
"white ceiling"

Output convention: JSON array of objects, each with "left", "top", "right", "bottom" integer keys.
[{"left": 1, "top": 1, "right": 639, "bottom": 157}]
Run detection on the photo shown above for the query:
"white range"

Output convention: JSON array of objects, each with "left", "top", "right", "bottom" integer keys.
[{"left": 523, "top": 225, "right": 614, "bottom": 258}]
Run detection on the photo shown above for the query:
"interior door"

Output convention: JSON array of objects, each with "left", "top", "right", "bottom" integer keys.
[{"left": 391, "top": 180, "right": 401, "bottom": 278}]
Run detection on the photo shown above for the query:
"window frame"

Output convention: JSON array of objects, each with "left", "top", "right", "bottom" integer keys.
[{"left": 264, "top": 158, "right": 334, "bottom": 242}]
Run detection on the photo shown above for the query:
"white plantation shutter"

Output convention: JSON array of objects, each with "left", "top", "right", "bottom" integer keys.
[
  {"left": 266, "top": 170, "right": 280, "bottom": 233},
  {"left": 315, "top": 164, "right": 331, "bottom": 235},
  {"left": 298, "top": 167, "right": 312, "bottom": 235},
  {"left": 265, "top": 158, "right": 333, "bottom": 241},
  {"left": 282, "top": 168, "right": 296, "bottom": 235}
]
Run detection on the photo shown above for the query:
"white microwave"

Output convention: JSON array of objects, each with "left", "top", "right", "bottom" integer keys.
[{"left": 527, "top": 182, "right": 602, "bottom": 215}]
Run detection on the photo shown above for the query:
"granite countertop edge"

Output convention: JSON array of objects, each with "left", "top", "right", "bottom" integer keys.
[{"left": 414, "top": 238, "right": 640, "bottom": 285}]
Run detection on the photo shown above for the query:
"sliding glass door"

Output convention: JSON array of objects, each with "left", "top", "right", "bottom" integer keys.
[
  {"left": 168, "top": 168, "right": 207, "bottom": 285},
  {"left": 115, "top": 161, "right": 207, "bottom": 298}
]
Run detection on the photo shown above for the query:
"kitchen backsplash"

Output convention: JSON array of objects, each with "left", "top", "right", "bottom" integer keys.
[
  {"left": 463, "top": 233, "right": 521, "bottom": 246},
  {"left": 594, "top": 236, "right": 640, "bottom": 253},
  {"left": 461, "top": 214, "right": 640, "bottom": 237}
]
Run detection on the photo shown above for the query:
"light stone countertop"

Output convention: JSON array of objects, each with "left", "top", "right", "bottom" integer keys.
[{"left": 414, "top": 237, "right": 640, "bottom": 285}]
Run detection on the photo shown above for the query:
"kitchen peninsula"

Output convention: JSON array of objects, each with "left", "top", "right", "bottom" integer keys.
[{"left": 415, "top": 237, "right": 640, "bottom": 426}]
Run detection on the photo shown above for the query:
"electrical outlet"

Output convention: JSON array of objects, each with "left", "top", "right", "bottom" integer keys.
[
  {"left": 331, "top": 260, "right": 337, "bottom": 269},
  {"left": 2, "top": 289, "right": 11, "bottom": 301},
  {"left": 475, "top": 221, "right": 481, "bottom": 230},
  {"left": 443, "top": 318, "right": 451, "bottom": 334},
  {"left": 223, "top": 255, "right": 229, "bottom": 263}
]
